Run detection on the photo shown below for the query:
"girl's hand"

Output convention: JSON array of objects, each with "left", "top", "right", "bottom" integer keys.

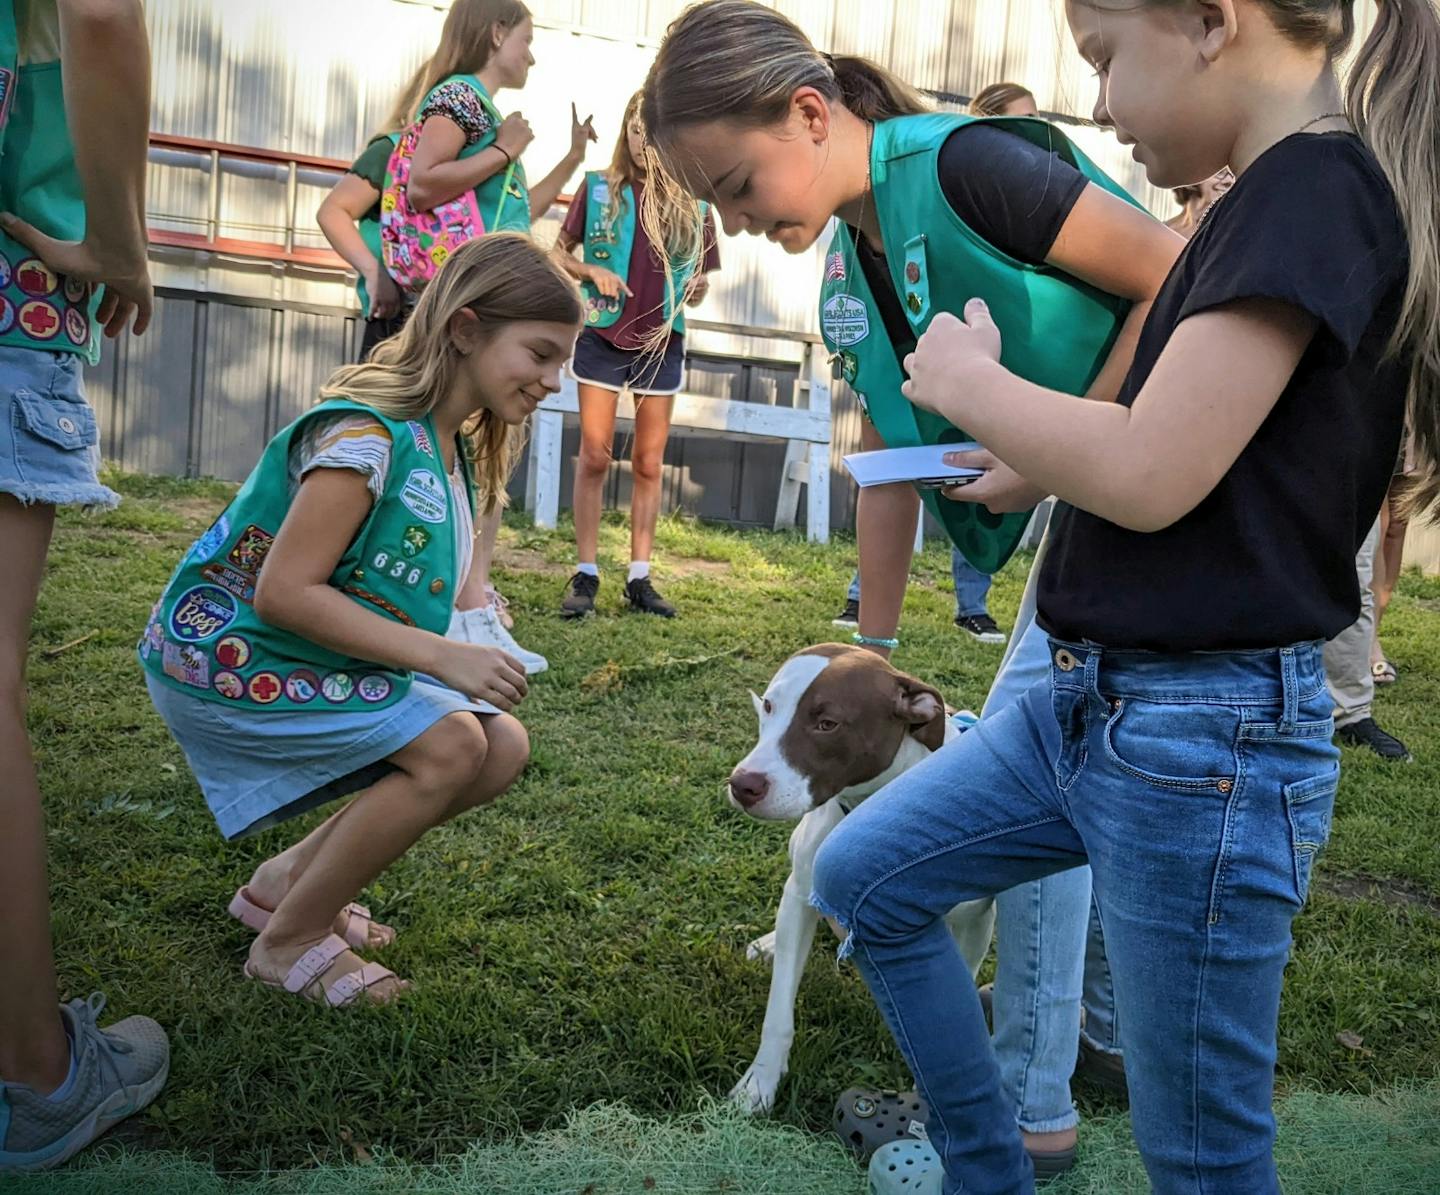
[
  {"left": 683, "top": 273, "right": 710, "bottom": 308},
  {"left": 569, "top": 102, "right": 598, "bottom": 158},
  {"left": 587, "top": 266, "right": 632, "bottom": 299},
  {"left": 0, "top": 213, "right": 152, "bottom": 338},
  {"left": 365, "top": 266, "right": 403, "bottom": 320},
  {"left": 495, "top": 112, "right": 535, "bottom": 159},
  {"left": 431, "top": 642, "right": 528, "bottom": 712},
  {"left": 902, "top": 300, "right": 1003, "bottom": 419},
  {"left": 936, "top": 448, "right": 1048, "bottom": 512}
]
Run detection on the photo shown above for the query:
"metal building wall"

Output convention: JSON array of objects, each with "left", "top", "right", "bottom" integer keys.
[{"left": 93, "top": 0, "right": 1377, "bottom": 535}]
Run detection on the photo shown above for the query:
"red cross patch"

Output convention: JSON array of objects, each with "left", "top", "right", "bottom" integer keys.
[
  {"left": 248, "top": 672, "right": 283, "bottom": 704},
  {"left": 18, "top": 301, "right": 61, "bottom": 340}
]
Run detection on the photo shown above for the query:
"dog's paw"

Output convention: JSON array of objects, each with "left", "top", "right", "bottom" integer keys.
[
  {"left": 745, "top": 931, "right": 778, "bottom": 964},
  {"left": 729, "top": 1061, "right": 785, "bottom": 1115}
]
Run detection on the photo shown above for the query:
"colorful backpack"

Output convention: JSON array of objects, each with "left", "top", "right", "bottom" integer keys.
[{"left": 379, "top": 118, "right": 515, "bottom": 293}]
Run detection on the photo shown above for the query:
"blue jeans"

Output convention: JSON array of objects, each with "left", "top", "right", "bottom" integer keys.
[
  {"left": 847, "top": 549, "right": 991, "bottom": 618},
  {"left": 812, "top": 639, "right": 1338, "bottom": 1194}
]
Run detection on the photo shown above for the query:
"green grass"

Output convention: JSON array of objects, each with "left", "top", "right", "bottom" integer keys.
[{"left": 17, "top": 473, "right": 1440, "bottom": 1182}]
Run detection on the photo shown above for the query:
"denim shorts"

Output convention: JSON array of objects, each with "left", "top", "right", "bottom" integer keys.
[
  {"left": 0, "top": 345, "right": 118, "bottom": 509},
  {"left": 568, "top": 326, "right": 684, "bottom": 395}
]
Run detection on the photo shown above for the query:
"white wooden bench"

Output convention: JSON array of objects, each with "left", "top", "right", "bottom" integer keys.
[{"left": 524, "top": 321, "right": 834, "bottom": 543}]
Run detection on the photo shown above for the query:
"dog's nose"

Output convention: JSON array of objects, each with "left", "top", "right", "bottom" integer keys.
[{"left": 729, "top": 768, "right": 771, "bottom": 808}]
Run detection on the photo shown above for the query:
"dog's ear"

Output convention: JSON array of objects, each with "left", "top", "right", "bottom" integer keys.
[{"left": 893, "top": 674, "right": 947, "bottom": 752}]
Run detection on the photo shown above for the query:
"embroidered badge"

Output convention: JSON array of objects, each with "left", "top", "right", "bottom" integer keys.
[
  {"left": 18, "top": 300, "right": 61, "bottom": 340},
  {"left": 162, "top": 641, "right": 210, "bottom": 689},
  {"left": 248, "top": 672, "right": 283, "bottom": 704},
  {"left": 168, "top": 585, "right": 237, "bottom": 643},
  {"left": 399, "top": 468, "right": 447, "bottom": 524},
  {"left": 322, "top": 672, "right": 356, "bottom": 703},
  {"left": 357, "top": 675, "right": 393, "bottom": 703},
  {"left": 821, "top": 294, "right": 869, "bottom": 347},
  {"left": 0, "top": 296, "right": 14, "bottom": 335},
  {"left": 825, "top": 251, "right": 847, "bottom": 282},
  {"left": 189, "top": 515, "right": 231, "bottom": 564},
  {"left": 402, "top": 525, "right": 431, "bottom": 558},
  {"left": 214, "top": 635, "right": 252, "bottom": 670},
  {"left": 212, "top": 671, "right": 245, "bottom": 700},
  {"left": 408, "top": 421, "right": 435, "bottom": 457},
  {"left": 15, "top": 259, "right": 57, "bottom": 298},
  {"left": 226, "top": 524, "right": 275, "bottom": 574},
  {"left": 285, "top": 669, "right": 321, "bottom": 703},
  {"left": 200, "top": 563, "right": 256, "bottom": 603}
]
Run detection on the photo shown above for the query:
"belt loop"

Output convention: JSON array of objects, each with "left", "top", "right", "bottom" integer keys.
[
  {"left": 1083, "top": 641, "right": 1104, "bottom": 702},
  {"left": 1278, "top": 646, "right": 1298, "bottom": 732}
]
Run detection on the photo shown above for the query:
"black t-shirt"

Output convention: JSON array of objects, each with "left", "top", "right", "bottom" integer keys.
[
  {"left": 1038, "top": 133, "right": 1409, "bottom": 651},
  {"left": 856, "top": 124, "right": 1088, "bottom": 357}
]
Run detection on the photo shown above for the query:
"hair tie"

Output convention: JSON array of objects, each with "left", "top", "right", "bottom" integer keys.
[{"left": 820, "top": 51, "right": 837, "bottom": 72}]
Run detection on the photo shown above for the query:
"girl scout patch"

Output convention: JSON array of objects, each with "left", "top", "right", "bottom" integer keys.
[
  {"left": 400, "top": 469, "right": 447, "bottom": 523},
  {"left": 169, "top": 586, "right": 237, "bottom": 643},
  {"left": 821, "top": 294, "right": 869, "bottom": 347}
]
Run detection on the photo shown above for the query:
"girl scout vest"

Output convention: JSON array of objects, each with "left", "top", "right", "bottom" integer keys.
[
  {"left": 819, "top": 114, "right": 1142, "bottom": 573},
  {"left": 579, "top": 170, "right": 707, "bottom": 334},
  {"left": 0, "top": 0, "right": 101, "bottom": 363},
  {"left": 139, "top": 400, "right": 473, "bottom": 713}
]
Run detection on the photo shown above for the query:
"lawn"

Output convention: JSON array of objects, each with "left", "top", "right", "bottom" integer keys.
[{"left": 14, "top": 473, "right": 1440, "bottom": 1189}]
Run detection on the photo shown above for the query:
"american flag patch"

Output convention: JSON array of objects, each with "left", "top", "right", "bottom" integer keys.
[
  {"left": 824, "top": 251, "right": 846, "bottom": 282},
  {"left": 408, "top": 421, "right": 434, "bottom": 457}
]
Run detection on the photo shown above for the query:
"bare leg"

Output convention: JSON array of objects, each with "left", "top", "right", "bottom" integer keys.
[
  {"left": 628, "top": 393, "right": 674, "bottom": 565},
  {"left": 0, "top": 495, "right": 67, "bottom": 1091},
  {"left": 574, "top": 384, "right": 619, "bottom": 566},
  {"left": 1371, "top": 483, "right": 1409, "bottom": 669},
  {"left": 246, "top": 712, "right": 529, "bottom": 999}
]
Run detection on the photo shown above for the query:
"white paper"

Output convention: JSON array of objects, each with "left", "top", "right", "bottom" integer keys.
[{"left": 842, "top": 443, "right": 986, "bottom": 488}]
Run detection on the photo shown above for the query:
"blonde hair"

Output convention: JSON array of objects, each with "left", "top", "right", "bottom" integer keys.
[
  {"left": 321, "top": 235, "right": 581, "bottom": 513},
  {"left": 636, "top": 0, "right": 929, "bottom": 350},
  {"left": 383, "top": 0, "right": 530, "bottom": 133},
  {"left": 1079, "top": 0, "right": 1440, "bottom": 521},
  {"left": 969, "top": 82, "right": 1035, "bottom": 117}
]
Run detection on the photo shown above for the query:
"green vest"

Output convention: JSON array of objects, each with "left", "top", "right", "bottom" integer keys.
[
  {"left": 139, "top": 400, "right": 473, "bottom": 712},
  {"left": 579, "top": 170, "right": 706, "bottom": 335},
  {"left": 0, "top": 0, "right": 101, "bottom": 363},
  {"left": 421, "top": 74, "right": 531, "bottom": 235},
  {"left": 820, "top": 114, "right": 1142, "bottom": 573}
]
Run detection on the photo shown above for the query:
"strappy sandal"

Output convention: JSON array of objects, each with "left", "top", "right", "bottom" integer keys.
[
  {"left": 228, "top": 886, "right": 395, "bottom": 950},
  {"left": 1372, "top": 659, "right": 1399, "bottom": 686},
  {"left": 243, "top": 934, "right": 406, "bottom": 1008}
]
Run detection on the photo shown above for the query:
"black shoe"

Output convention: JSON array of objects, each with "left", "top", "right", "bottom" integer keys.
[
  {"left": 561, "top": 571, "right": 599, "bottom": 619},
  {"left": 1336, "top": 717, "right": 1413, "bottom": 761},
  {"left": 832, "top": 597, "right": 861, "bottom": 628},
  {"left": 1073, "top": 1037, "right": 1129, "bottom": 1103},
  {"left": 625, "top": 575, "right": 676, "bottom": 618},
  {"left": 955, "top": 612, "right": 1007, "bottom": 644}
]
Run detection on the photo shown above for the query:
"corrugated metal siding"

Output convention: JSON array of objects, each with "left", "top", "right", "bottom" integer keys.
[{"left": 97, "top": 0, "right": 1383, "bottom": 542}]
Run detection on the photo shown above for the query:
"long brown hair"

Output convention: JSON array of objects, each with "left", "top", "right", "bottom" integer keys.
[
  {"left": 382, "top": 0, "right": 530, "bottom": 133},
  {"left": 969, "top": 82, "right": 1036, "bottom": 117},
  {"left": 1080, "top": 0, "right": 1440, "bottom": 520},
  {"left": 321, "top": 235, "right": 580, "bottom": 513}
]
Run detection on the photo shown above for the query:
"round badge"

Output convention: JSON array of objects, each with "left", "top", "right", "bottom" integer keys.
[
  {"left": 285, "top": 669, "right": 320, "bottom": 704},
  {"left": 18, "top": 300, "right": 62, "bottom": 341},
  {"left": 428, "top": 578, "right": 445, "bottom": 594},
  {"left": 214, "top": 635, "right": 252, "bottom": 669},
  {"left": 63, "top": 275, "right": 89, "bottom": 304},
  {"left": 905, "top": 261, "right": 921, "bottom": 284},
  {"left": 0, "top": 252, "right": 11, "bottom": 288},
  {"left": 64, "top": 306, "right": 88, "bottom": 347},
  {"left": 357, "top": 674, "right": 393, "bottom": 703},
  {"left": 322, "top": 672, "right": 355, "bottom": 703},
  {"left": 247, "top": 671, "right": 283, "bottom": 704},
  {"left": 0, "top": 296, "right": 15, "bottom": 336},
  {"left": 212, "top": 671, "right": 245, "bottom": 700},
  {"left": 168, "top": 585, "right": 237, "bottom": 643},
  {"left": 15, "top": 258, "right": 58, "bottom": 297}
]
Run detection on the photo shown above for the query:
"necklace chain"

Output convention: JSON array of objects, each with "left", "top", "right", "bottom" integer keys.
[{"left": 828, "top": 122, "right": 874, "bottom": 373}]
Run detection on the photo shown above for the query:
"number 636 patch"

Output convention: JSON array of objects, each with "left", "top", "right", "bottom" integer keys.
[{"left": 371, "top": 549, "right": 426, "bottom": 589}]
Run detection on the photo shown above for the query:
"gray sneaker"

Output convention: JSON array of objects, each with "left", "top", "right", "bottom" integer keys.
[{"left": 0, "top": 993, "right": 170, "bottom": 1172}]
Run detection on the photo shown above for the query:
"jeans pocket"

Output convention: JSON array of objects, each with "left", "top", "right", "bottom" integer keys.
[
  {"left": 1101, "top": 697, "right": 1240, "bottom": 791},
  {"left": 12, "top": 388, "right": 99, "bottom": 474},
  {"left": 1285, "top": 767, "right": 1338, "bottom": 904}
]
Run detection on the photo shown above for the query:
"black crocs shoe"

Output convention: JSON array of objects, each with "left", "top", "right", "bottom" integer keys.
[
  {"left": 625, "top": 576, "right": 676, "bottom": 618},
  {"left": 561, "top": 571, "right": 600, "bottom": 619},
  {"left": 1336, "top": 717, "right": 1413, "bottom": 762}
]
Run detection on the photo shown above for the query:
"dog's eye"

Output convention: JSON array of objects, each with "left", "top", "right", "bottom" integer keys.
[
  {"left": 816, "top": 718, "right": 839, "bottom": 733},
  {"left": 762, "top": 698, "right": 773, "bottom": 716}
]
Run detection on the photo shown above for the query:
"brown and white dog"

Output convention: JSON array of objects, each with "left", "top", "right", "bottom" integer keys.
[{"left": 726, "top": 643, "right": 996, "bottom": 1113}]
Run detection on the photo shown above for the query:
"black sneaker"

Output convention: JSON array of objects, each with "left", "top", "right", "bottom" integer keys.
[
  {"left": 561, "top": 571, "right": 600, "bottom": 619},
  {"left": 832, "top": 597, "right": 861, "bottom": 628},
  {"left": 625, "top": 575, "right": 676, "bottom": 618},
  {"left": 1336, "top": 717, "right": 1413, "bottom": 761},
  {"left": 955, "top": 612, "right": 1007, "bottom": 644}
]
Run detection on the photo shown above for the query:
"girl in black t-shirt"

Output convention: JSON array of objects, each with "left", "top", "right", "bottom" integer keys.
[{"left": 809, "top": 2, "right": 1440, "bottom": 1193}]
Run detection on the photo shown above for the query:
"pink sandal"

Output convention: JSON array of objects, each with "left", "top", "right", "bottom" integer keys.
[
  {"left": 228, "top": 887, "right": 395, "bottom": 950},
  {"left": 243, "top": 934, "right": 405, "bottom": 1007}
]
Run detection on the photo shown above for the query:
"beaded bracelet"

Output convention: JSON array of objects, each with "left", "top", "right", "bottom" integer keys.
[{"left": 852, "top": 632, "right": 900, "bottom": 650}]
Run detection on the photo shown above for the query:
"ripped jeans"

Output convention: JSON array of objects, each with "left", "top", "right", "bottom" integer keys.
[{"left": 811, "top": 639, "right": 1337, "bottom": 1195}]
